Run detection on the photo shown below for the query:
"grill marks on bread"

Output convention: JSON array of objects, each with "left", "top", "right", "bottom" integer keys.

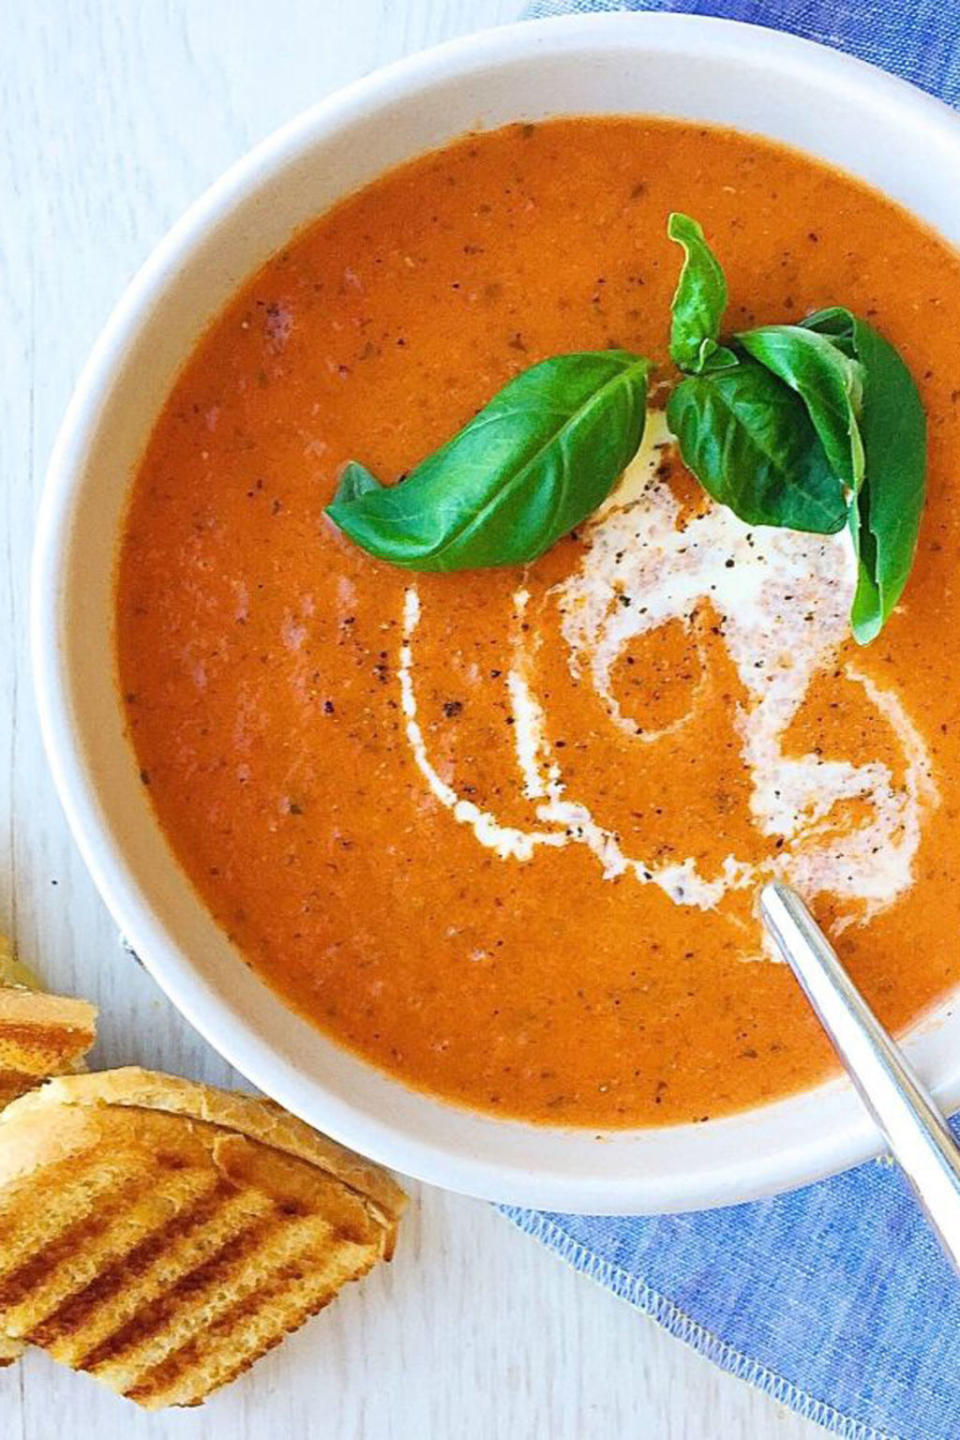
[
  {"left": 0, "top": 942, "right": 99, "bottom": 1366},
  {"left": 0, "top": 1070, "right": 405, "bottom": 1407}
]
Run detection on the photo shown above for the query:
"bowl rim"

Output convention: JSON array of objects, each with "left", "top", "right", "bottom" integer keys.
[{"left": 31, "top": 9, "right": 960, "bottom": 1213}]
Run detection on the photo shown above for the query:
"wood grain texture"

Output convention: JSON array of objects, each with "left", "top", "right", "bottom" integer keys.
[{"left": 0, "top": 2, "right": 821, "bottom": 1435}]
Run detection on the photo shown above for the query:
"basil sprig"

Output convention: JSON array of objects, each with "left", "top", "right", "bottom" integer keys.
[
  {"left": 326, "top": 210, "right": 925, "bottom": 645},
  {"left": 665, "top": 212, "right": 926, "bottom": 641},
  {"left": 326, "top": 351, "right": 651, "bottom": 571}
]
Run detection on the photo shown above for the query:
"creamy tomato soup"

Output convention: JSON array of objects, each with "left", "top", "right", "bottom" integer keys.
[{"left": 116, "top": 119, "right": 960, "bottom": 1127}]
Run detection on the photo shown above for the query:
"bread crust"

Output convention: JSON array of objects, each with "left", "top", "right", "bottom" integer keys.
[
  {"left": 0, "top": 939, "right": 97, "bottom": 1102},
  {"left": 0, "top": 990, "right": 97, "bottom": 1028},
  {"left": 2, "top": 1068, "right": 406, "bottom": 1226}
]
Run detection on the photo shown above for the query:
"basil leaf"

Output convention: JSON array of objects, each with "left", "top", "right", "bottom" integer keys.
[
  {"left": 333, "top": 460, "right": 383, "bottom": 504},
  {"left": 737, "top": 325, "right": 864, "bottom": 490},
  {"left": 666, "top": 357, "right": 848, "bottom": 534},
  {"left": 804, "top": 309, "right": 926, "bottom": 643},
  {"left": 326, "top": 351, "right": 652, "bottom": 571},
  {"left": 848, "top": 490, "right": 884, "bottom": 644},
  {"left": 668, "top": 212, "right": 737, "bottom": 374},
  {"left": 799, "top": 305, "right": 859, "bottom": 359}
]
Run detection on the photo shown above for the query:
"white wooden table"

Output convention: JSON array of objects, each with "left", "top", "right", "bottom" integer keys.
[{"left": 0, "top": 4, "right": 823, "bottom": 1435}]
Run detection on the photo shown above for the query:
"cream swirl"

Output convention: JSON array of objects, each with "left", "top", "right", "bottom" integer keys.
[{"left": 398, "top": 410, "right": 937, "bottom": 930}]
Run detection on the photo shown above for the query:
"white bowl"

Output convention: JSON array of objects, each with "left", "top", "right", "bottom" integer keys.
[{"left": 32, "top": 13, "right": 960, "bottom": 1214}]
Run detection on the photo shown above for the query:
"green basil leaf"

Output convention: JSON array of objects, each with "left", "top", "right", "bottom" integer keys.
[
  {"left": 799, "top": 306, "right": 859, "bottom": 360},
  {"left": 326, "top": 351, "right": 652, "bottom": 571},
  {"left": 667, "top": 212, "right": 736, "bottom": 374},
  {"left": 666, "top": 357, "right": 848, "bottom": 534},
  {"left": 333, "top": 460, "right": 383, "bottom": 504},
  {"left": 804, "top": 309, "right": 926, "bottom": 643},
  {"left": 737, "top": 325, "right": 864, "bottom": 490},
  {"left": 848, "top": 490, "right": 884, "bottom": 644}
]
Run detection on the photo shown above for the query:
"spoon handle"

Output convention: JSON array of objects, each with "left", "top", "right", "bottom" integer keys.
[{"left": 761, "top": 880, "right": 960, "bottom": 1274}]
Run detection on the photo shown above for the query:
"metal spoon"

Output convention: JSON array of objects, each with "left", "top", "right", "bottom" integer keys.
[{"left": 760, "top": 880, "right": 960, "bottom": 1273}]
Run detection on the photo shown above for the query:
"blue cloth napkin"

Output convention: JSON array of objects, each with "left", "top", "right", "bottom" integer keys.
[
  {"left": 505, "top": 5, "right": 960, "bottom": 1438},
  {"left": 526, "top": 0, "right": 960, "bottom": 103}
]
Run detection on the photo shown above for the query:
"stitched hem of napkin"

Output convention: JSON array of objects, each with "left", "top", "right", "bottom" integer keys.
[{"left": 501, "top": 1208, "right": 897, "bottom": 1440}]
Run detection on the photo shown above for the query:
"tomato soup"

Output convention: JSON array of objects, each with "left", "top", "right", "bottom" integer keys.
[{"left": 116, "top": 119, "right": 960, "bottom": 1126}]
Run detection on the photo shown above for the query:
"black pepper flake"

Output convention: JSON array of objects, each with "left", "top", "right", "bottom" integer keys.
[
  {"left": 139, "top": 769, "right": 151, "bottom": 786},
  {"left": 443, "top": 700, "right": 464, "bottom": 719}
]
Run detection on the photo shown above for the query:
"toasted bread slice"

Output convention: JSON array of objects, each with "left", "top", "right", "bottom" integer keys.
[
  {"left": 0, "top": 1067, "right": 406, "bottom": 1406},
  {"left": 0, "top": 933, "right": 98, "bottom": 1111},
  {"left": 0, "top": 934, "right": 99, "bottom": 1366}
]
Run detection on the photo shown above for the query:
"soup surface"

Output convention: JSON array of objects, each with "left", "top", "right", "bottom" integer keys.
[{"left": 117, "top": 119, "right": 960, "bottom": 1127}]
